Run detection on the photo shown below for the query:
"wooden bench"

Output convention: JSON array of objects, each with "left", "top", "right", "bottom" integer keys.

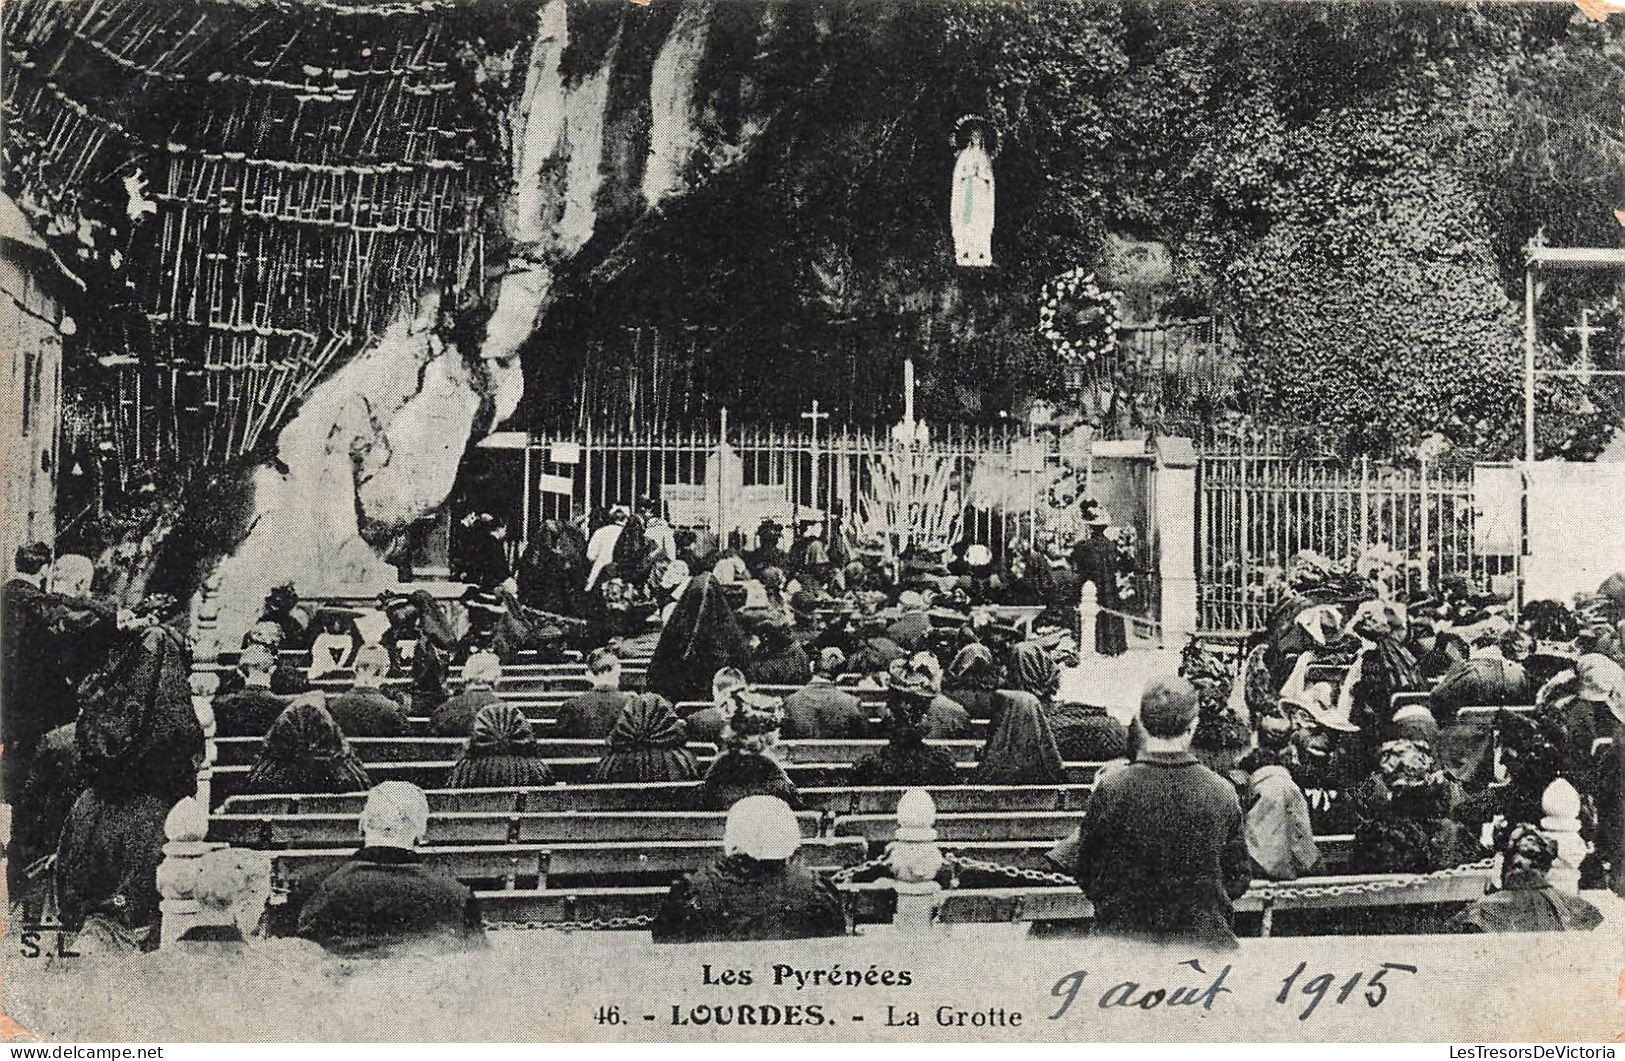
[
  {"left": 211, "top": 736, "right": 717, "bottom": 767},
  {"left": 212, "top": 736, "right": 990, "bottom": 768},
  {"left": 209, "top": 759, "right": 1107, "bottom": 805},
  {"left": 213, "top": 809, "right": 826, "bottom": 848},
  {"left": 267, "top": 838, "right": 871, "bottom": 892},
  {"left": 390, "top": 714, "right": 994, "bottom": 736},
  {"left": 219, "top": 782, "right": 1099, "bottom": 817},
  {"left": 931, "top": 834, "right": 1355, "bottom": 875},
  {"left": 835, "top": 810, "right": 1082, "bottom": 844}
]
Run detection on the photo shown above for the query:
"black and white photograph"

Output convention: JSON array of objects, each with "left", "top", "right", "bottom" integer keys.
[{"left": 0, "top": 0, "right": 1623, "bottom": 1044}]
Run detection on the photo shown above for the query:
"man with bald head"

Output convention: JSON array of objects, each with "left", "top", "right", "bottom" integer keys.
[
  {"left": 296, "top": 782, "right": 485, "bottom": 956},
  {"left": 1074, "top": 675, "right": 1253, "bottom": 947}
]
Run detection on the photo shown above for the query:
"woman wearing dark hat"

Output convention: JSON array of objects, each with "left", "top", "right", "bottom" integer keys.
[
  {"left": 744, "top": 612, "right": 811, "bottom": 686},
  {"left": 1069, "top": 500, "right": 1127, "bottom": 656},
  {"left": 1347, "top": 739, "right": 1479, "bottom": 875},
  {"left": 849, "top": 668, "right": 961, "bottom": 787},
  {"left": 258, "top": 583, "right": 309, "bottom": 648},
  {"left": 447, "top": 704, "right": 553, "bottom": 789},
  {"left": 746, "top": 519, "right": 791, "bottom": 576},
  {"left": 517, "top": 518, "right": 584, "bottom": 617},
  {"left": 1407, "top": 606, "right": 1469, "bottom": 683},
  {"left": 242, "top": 697, "right": 372, "bottom": 796},
  {"left": 846, "top": 613, "right": 907, "bottom": 677},
  {"left": 649, "top": 573, "right": 752, "bottom": 704},
  {"left": 698, "top": 692, "right": 801, "bottom": 811},
  {"left": 461, "top": 513, "right": 511, "bottom": 591},
  {"left": 1343, "top": 600, "right": 1426, "bottom": 776},
  {"left": 594, "top": 694, "right": 702, "bottom": 784}
]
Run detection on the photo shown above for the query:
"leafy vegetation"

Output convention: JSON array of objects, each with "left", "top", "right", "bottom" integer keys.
[{"left": 565, "top": 0, "right": 1624, "bottom": 458}]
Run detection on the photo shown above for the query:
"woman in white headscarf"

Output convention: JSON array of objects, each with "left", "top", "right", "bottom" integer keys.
[{"left": 650, "top": 796, "right": 847, "bottom": 943}]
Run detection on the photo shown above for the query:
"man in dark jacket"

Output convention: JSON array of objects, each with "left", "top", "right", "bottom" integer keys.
[
  {"left": 781, "top": 648, "right": 870, "bottom": 739},
  {"left": 681, "top": 668, "right": 744, "bottom": 744},
  {"left": 555, "top": 647, "right": 629, "bottom": 738},
  {"left": 429, "top": 652, "right": 504, "bottom": 736},
  {"left": 1075, "top": 676, "right": 1252, "bottom": 947},
  {"left": 297, "top": 782, "right": 485, "bottom": 956},
  {"left": 324, "top": 646, "right": 409, "bottom": 737},
  {"left": 212, "top": 645, "right": 292, "bottom": 737}
]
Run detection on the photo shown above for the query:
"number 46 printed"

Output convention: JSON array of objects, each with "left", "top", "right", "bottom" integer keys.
[{"left": 1276, "top": 961, "right": 1419, "bottom": 1021}]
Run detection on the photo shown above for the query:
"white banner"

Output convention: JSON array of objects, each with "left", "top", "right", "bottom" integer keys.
[{"left": 1524, "top": 460, "right": 1625, "bottom": 603}]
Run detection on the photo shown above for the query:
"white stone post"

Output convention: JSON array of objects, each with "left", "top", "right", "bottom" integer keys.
[
  {"left": 1078, "top": 581, "right": 1098, "bottom": 659},
  {"left": 155, "top": 797, "right": 222, "bottom": 947},
  {"left": 1539, "top": 778, "right": 1585, "bottom": 894},
  {"left": 189, "top": 668, "right": 219, "bottom": 811},
  {"left": 1153, "top": 437, "right": 1199, "bottom": 646},
  {"left": 888, "top": 788, "right": 943, "bottom": 930}
]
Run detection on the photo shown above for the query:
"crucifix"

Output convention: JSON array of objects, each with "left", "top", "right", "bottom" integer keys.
[
  {"left": 1564, "top": 307, "right": 1604, "bottom": 381},
  {"left": 800, "top": 398, "right": 830, "bottom": 518}
]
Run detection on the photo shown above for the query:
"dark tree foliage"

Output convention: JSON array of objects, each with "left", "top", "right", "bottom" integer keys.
[{"left": 554, "top": 0, "right": 1623, "bottom": 457}]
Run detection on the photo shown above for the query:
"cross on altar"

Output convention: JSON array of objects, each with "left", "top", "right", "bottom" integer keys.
[
  {"left": 1565, "top": 307, "right": 1604, "bottom": 379},
  {"left": 801, "top": 399, "right": 830, "bottom": 515}
]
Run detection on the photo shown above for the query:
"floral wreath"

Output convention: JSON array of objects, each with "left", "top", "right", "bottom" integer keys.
[
  {"left": 1037, "top": 268, "right": 1121, "bottom": 365},
  {"left": 950, "top": 114, "right": 1000, "bottom": 157}
]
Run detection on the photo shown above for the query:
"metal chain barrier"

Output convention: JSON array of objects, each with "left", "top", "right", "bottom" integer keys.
[
  {"left": 473, "top": 856, "right": 1498, "bottom": 932},
  {"left": 939, "top": 852, "right": 1496, "bottom": 898},
  {"left": 941, "top": 851, "right": 1076, "bottom": 887},
  {"left": 1249, "top": 857, "right": 1497, "bottom": 905},
  {"left": 490, "top": 913, "right": 657, "bottom": 932},
  {"left": 827, "top": 854, "right": 892, "bottom": 884}
]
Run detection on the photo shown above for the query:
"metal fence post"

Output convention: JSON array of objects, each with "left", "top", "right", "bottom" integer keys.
[{"left": 1359, "top": 455, "right": 1371, "bottom": 556}]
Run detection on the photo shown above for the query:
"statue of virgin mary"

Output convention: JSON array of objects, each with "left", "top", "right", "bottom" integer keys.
[{"left": 951, "top": 118, "right": 996, "bottom": 268}]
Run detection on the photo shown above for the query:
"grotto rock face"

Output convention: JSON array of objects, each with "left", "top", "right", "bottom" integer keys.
[
  {"left": 209, "top": 0, "right": 731, "bottom": 633},
  {"left": 210, "top": 298, "right": 482, "bottom": 641}
]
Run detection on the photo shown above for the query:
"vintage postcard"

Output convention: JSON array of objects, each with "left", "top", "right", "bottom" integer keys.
[{"left": 1, "top": 0, "right": 1623, "bottom": 1045}]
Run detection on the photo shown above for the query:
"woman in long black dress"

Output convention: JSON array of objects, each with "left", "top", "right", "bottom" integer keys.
[
  {"left": 648, "top": 573, "right": 751, "bottom": 704},
  {"left": 56, "top": 616, "right": 205, "bottom": 938}
]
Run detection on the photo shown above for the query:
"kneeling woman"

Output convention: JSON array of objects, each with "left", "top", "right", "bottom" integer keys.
[{"left": 652, "top": 795, "right": 847, "bottom": 942}]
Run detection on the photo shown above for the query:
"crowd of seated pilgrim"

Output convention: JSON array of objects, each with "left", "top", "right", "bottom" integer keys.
[{"left": 5, "top": 523, "right": 1623, "bottom": 954}]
